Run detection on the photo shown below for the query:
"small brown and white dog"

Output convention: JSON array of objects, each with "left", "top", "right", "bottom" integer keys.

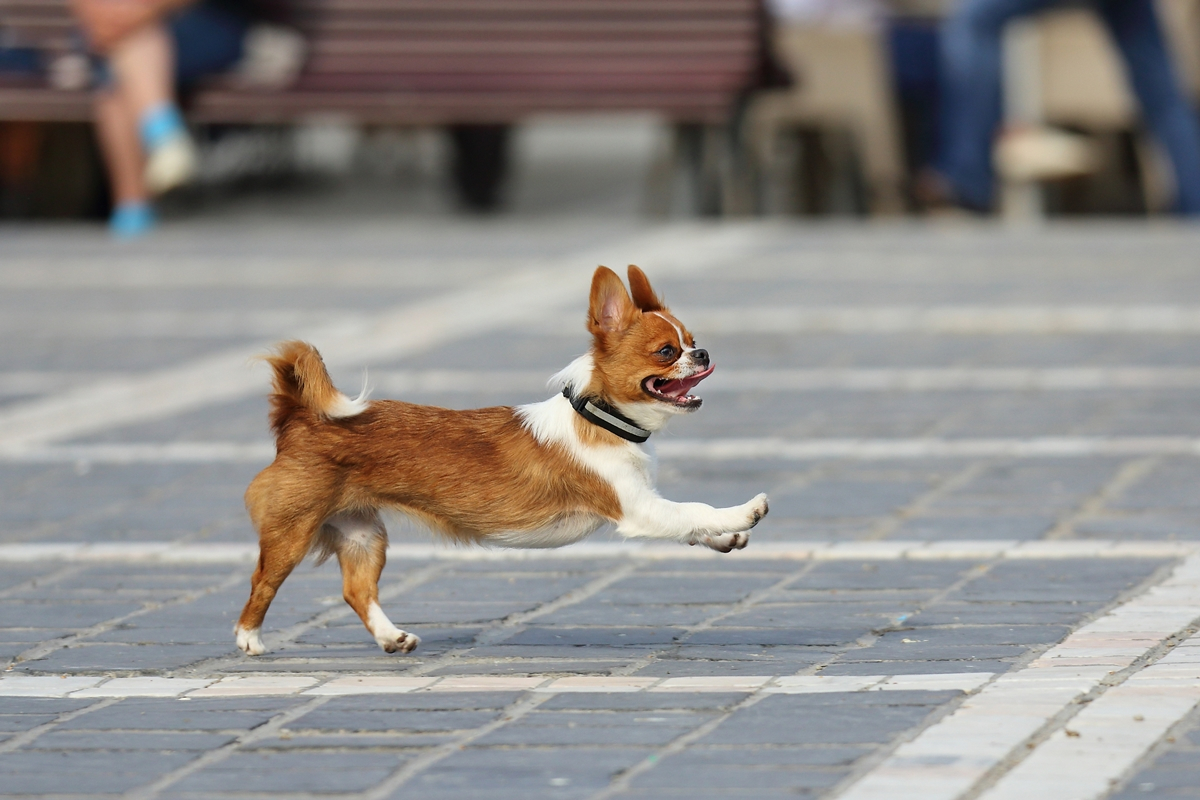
[{"left": 235, "top": 265, "right": 769, "bottom": 656}]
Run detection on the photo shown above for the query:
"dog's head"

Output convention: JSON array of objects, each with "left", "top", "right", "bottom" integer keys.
[{"left": 581, "top": 265, "right": 712, "bottom": 427}]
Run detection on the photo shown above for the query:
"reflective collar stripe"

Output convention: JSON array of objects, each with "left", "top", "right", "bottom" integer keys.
[{"left": 563, "top": 389, "right": 651, "bottom": 444}]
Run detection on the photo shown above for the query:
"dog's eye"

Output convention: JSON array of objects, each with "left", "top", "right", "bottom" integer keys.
[{"left": 656, "top": 344, "right": 677, "bottom": 359}]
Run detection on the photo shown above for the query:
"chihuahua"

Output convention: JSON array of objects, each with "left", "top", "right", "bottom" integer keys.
[{"left": 235, "top": 265, "right": 769, "bottom": 656}]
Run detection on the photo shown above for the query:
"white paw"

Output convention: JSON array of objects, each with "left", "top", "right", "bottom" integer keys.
[
  {"left": 744, "top": 493, "right": 769, "bottom": 529},
  {"left": 691, "top": 530, "right": 751, "bottom": 553},
  {"left": 235, "top": 626, "right": 266, "bottom": 656},
  {"left": 375, "top": 629, "right": 421, "bottom": 654}
]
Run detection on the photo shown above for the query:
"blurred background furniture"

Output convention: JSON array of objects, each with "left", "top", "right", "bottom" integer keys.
[
  {"left": 742, "top": 21, "right": 906, "bottom": 215},
  {"left": 0, "top": 0, "right": 763, "bottom": 214}
]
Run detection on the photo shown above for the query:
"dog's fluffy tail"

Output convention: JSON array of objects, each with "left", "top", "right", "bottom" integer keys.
[{"left": 262, "top": 341, "right": 369, "bottom": 436}]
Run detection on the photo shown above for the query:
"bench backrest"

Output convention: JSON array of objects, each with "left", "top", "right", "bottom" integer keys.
[{"left": 1, "top": 0, "right": 762, "bottom": 124}]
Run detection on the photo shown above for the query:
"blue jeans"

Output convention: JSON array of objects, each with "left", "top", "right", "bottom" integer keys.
[{"left": 938, "top": 0, "right": 1200, "bottom": 214}]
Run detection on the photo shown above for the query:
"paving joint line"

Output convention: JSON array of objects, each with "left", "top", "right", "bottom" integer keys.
[
  {"left": 358, "top": 690, "right": 556, "bottom": 800},
  {"left": 8, "top": 568, "right": 249, "bottom": 669},
  {"left": 813, "top": 559, "right": 999, "bottom": 678},
  {"left": 402, "top": 560, "right": 642, "bottom": 677},
  {"left": 612, "top": 560, "right": 822, "bottom": 678},
  {"left": 0, "top": 563, "right": 86, "bottom": 602},
  {"left": 1044, "top": 455, "right": 1161, "bottom": 540},
  {"left": 865, "top": 461, "right": 990, "bottom": 541},
  {"left": 960, "top": 558, "right": 1199, "bottom": 799},
  {"left": 588, "top": 689, "right": 772, "bottom": 800},
  {"left": 0, "top": 697, "right": 121, "bottom": 755},
  {"left": 832, "top": 551, "right": 1200, "bottom": 800},
  {"left": 121, "top": 695, "right": 335, "bottom": 800},
  {"left": 182, "top": 562, "right": 450, "bottom": 676},
  {"left": 828, "top": 555, "right": 1188, "bottom": 800},
  {"left": 1102, "top": 680, "right": 1200, "bottom": 798}
]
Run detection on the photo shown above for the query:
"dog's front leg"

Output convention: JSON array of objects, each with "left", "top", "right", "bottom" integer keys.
[{"left": 616, "top": 492, "right": 768, "bottom": 552}]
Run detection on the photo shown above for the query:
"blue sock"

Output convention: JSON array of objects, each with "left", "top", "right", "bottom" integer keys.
[
  {"left": 138, "top": 103, "right": 186, "bottom": 152},
  {"left": 109, "top": 201, "right": 157, "bottom": 238}
]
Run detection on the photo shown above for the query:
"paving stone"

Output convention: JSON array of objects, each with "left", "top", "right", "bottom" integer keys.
[
  {"left": 5, "top": 220, "right": 1200, "bottom": 798},
  {"left": 532, "top": 603, "right": 721, "bottom": 626},
  {"left": 250, "top": 732, "right": 453, "bottom": 749},
  {"left": 498, "top": 627, "right": 687, "bottom": 647},
  {"left": 0, "top": 600, "right": 145, "bottom": 629},
  {"left": 908, "top": 601, "right": 1102, "bottom": 626},
  {"left": 0, "top": 750, "right": 197, "bottom": 794},
  {"left": 171, "top": 750, "right": 404, "bottom": 793},
  {"left": 696, "top": 692, "right": 958, "bottom": 746},
  {"left": 818, "top": 659, "right": 1013, "bottom": 675},
  {"left": 33, "top": 730, "right": 237, "bottom": 750},
  {"left": 15, "top": 642, "right": 233, "bottom": 672},
  {"left": 891, "top": 514, "right": 1056, "bottom": 540},
  {"left": 398, "top": 746, "right": 652, "bottom": 799},
  {"left": 473, "top": 710, "right": 713, "bottom": 746},
  {"left": 289, "top": 708, "right": 502, "bottom": 733},
  {"left": 57, "top": 697, "right": 300, "bottom": 731}
]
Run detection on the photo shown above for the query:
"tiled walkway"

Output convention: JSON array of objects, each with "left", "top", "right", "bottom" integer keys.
[{"left": 2, "top": 221, "right": 1200, "bottom": 798}]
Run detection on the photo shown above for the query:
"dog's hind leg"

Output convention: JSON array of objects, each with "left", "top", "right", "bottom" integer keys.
[
  {"left": 235, "top": 516, "right": 320, "bottom": 656},
  {"left": 328, "top": 510, "right": 420, "bottom": 654},
  {"left": 236, "top": 469, "right": 329, "bottom": 655}
]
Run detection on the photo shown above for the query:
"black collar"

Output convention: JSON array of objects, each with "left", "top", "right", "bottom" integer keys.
[{"left": 563, "top": 388, "right": 651, "bottom": 443}]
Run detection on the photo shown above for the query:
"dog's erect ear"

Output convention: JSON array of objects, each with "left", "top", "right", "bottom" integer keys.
[
  {"left": 627, "top": 265, "right": 664, "bottom": 312},
  {"left": 588, "top": 266, "right": 636, "bottom": 336}
]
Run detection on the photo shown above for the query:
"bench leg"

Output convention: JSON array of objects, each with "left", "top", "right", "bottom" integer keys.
[{"left": 449, "top": 124, "right": 510, "bottom": 211}]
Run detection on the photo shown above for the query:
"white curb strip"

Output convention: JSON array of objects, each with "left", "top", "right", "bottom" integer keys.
[
  {"left": 834, "top": 553, "right": 1200, "bottom": 800},
  {"left": 0, "top": 672, "right": 996, "bottom": 699}
]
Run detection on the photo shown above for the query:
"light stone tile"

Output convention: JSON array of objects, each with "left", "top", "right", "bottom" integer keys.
[
  {"left": 304, "top": 677, "right": 438, "bottom": 695},
  {"left": 0, "top": 676, "right": 102, "bottom": 697},
  {"left": 814, "top": 542, "right": 913, "bottom": 560},
  {"left": 423, "top": 676, "right": 547, "bottom": 691},
  {"left": 873, "top": 673, "right": 994, "bottom": 692},
  {"left": 188, "top": 676, "right": 318, "bottom": 697},
  {"left": 652, "top": 676, "right": 772, "bottom": 692},
  {"left": 766, "top": 675, "right": 883, "bottom": 693},
  {"left": 70, "top": 677, "right": 212, "bottom": 697},
  {"left": 536, "top": 677, "right": 657, "bottom": 692},
  {"left": 909, "top": 541, "right": 1016, "bottom": 559}
]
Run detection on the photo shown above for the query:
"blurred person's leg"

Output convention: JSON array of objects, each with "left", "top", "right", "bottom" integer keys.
[
  {"left": 94, "top": 89, "right": 156, "bottom": 236},
  {"left": 1098, "top": 0, "right": 1200, "bottom": 214},
  {"left": 936, "top": 0, "right": 1055, "bottom": 210},
  {"left": 107, "top": 21, "right": 196, "bottom": 196}
]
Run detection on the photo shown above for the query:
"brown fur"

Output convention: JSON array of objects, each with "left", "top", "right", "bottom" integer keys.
[
  {"left": 237, "top": 265, "right": 697, "bottom": 649},
  {"left": 584, "top": 266, "right": 696, "bottom": 407},
  {"left": 238, "top": 341, "right": 622, "bottom": 640}
]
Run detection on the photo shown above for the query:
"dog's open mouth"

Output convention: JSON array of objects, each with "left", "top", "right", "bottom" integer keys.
[{"left": 643, "top": 365, "right": 714, "bottom": 408}]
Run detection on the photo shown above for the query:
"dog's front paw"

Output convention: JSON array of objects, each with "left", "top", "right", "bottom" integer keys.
[
  {"left": 235, "top": 626, "right": 266, "bottom": 656},
  {"left": 376, "top": 630, "right": 421, "bottom": 654},
  {"left": 691, "top": 530, "right": 751, "bottom": 553},
  {"left": 744, "top": 493, "right": 769, "bottom": 529}
]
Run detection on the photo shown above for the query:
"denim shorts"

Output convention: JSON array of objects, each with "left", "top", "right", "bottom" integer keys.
[{"left": 92, "top": 0, "right": 248, "bottom": 90}]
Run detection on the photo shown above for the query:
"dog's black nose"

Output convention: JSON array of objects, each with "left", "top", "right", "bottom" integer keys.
[{"left": 691, "top": 349, "right": 709, "bottom": 366}]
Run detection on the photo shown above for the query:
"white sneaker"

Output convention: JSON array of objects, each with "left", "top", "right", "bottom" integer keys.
[
  {"left": 995, "top": 127, "right": 1097, "bottom": 182},
  {"left": 145, "top": 133, "right": 198, "bottom": 195}
]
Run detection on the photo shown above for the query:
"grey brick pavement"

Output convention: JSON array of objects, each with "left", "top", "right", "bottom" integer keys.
[{"left": 3, "top": 218, "right": 1200, "bottom": 798}]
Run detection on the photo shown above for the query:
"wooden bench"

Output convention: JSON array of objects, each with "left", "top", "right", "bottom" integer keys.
[{"left": 0, "top": 0, "right": 766, "bottom": 210}]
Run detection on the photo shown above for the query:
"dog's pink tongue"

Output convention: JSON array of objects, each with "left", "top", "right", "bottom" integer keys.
[{"left": 659, "top": 366, "right": 714, "bottom": 397}]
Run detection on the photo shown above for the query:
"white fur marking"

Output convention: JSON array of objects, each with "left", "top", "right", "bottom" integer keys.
[
  {"left": 235, "top": 625, "right": 266, "bottom": 656},
  {"left": 650, "top": 311, "right": 686, "bottom": 347},
  {"left": 548, "top": 353, "right": 594, "bottom": 393},
  {"left": 516, "top": 394, "right": 764, "bottom": 547},
  {"left": 367, "top": 602, "right": 419, "bottom": 653},
  {"left": 325, "top": 388, "right": 370, "bottom": 419}
]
